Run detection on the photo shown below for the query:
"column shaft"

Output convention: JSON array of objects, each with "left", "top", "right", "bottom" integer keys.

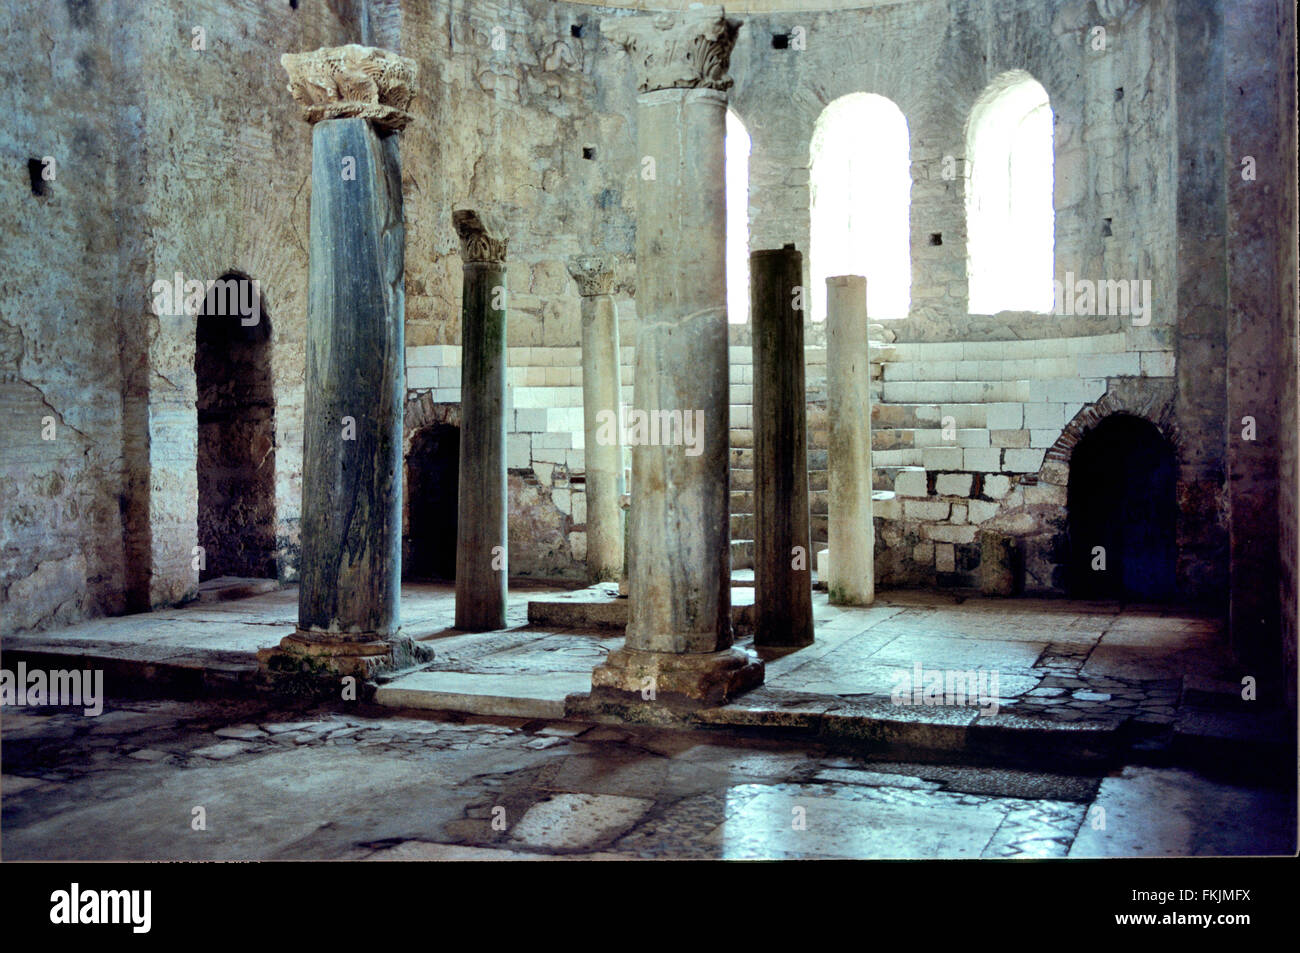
[
  {"left": 580, "top": 293, "right": 624, "bottom": 582},
  {"left": 826, "top": 275, "right": 875, "bottom": 605},
  {"left": 454, "top": 214, "right": 508, "bottom": 631},
  {"left": 591, "top": 8, "right": 761, "bottom": 706},
  {"left": 266, "top": 44, "right": 428, "bottom": 679},
  {"left": 625, "top": 87, "right": 732, "bottom": 655},
  {"left": 752, "top": 245, "right": 814, "bottom": 647},
  {"left": 297, "top": 117, "right": 404, "bottom": 642}
]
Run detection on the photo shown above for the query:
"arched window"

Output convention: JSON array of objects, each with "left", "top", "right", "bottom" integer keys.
[
  {"left": 809, "top": 93, "right": 911, "bottom": 322},
  {"left": 726, "top": 109, "right": 751, "bottom": 324},
  {"left": 966, "top": 71, "right": 1054, "bottom": 314}
]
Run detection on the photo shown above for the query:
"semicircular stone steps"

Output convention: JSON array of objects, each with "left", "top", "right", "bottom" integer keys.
[{"left": 728, "top": 329, "right": 1169, "bottom": 573}]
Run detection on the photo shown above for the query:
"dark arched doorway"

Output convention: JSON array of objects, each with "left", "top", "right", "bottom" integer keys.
[
  {"left": 405, "top": 424, "right": 460, "bottom": 580},
  {"left": 1067, "top": 413, "right": 1176, "bottom": 600},
  {"left": 195, "top": 273, "right": 276, "bottom": 580}
]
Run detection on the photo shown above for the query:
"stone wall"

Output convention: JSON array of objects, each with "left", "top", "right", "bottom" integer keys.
[
  {"left": 1222, "top": 0, "right": 1300, "bottom": 705},
  {"left": 1274, "top": 0, "right": 1294, "bottom": 717},
  {"left": 122, "top": 1, "right": 359, "bottom": 609},
  {"left": 1, "top": 0, "right": 128, "bottom": 633},
  {"left": 1, "top": 0, "right": 358, "bottom": 634},
  {"left": 0, "top": 0, "right": 139, "bottom": 631},
  {"left": 389, "top": 0, "right": 1190, "bottom": 595},
  {"left": 380, "top": 0, "right": 641, "bottom": 580}
]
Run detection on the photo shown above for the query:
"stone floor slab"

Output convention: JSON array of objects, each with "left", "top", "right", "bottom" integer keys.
[
  {"left": 376, "top": 671, "right": 593, "bottom": 719},
  {"left": 1067, "top": 766, "right": 1296, "bottom": 857},
  {"left": 508, "top": 792, "right": 653, "bottom": 849}
]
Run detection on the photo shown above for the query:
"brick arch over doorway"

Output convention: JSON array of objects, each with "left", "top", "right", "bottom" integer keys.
[
  {"left": 1040, "top": 383, "right": 1181, "bottom": 481},
  {"left": 1031, "top": 383, "right": 1181, "bottom": 600},
  {"left": 1066, "top": 413, "right": 1178, "bottom": 600}
]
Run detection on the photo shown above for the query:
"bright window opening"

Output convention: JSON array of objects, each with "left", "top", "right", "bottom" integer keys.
[
  {"left": 966, "top": 72, "right": 1055, "bottom": 314},
  {"left": 726, "top": 109, "right": 751, "bottom": 325},
  {"left": 809, "top": 93, "right": 912, "bottom": 322}
]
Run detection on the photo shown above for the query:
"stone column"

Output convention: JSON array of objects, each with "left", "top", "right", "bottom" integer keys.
[
  {"left": 264, "top": 45, "right": 429, "bottom": 678},
  {"left": 454, "top": 210, "right": 509, "bottom": 631},
  {"left": 752, "top": 245, "right": 814, "bottom": 647},
  {"left": 826, "top": 275, "right": 874, "bottom": 605},
  {"left": 567, "top": 255, "right": 624, "bottom": 583},
  {"left": 592, "top": 7, "right": 763, "bottom": 706}
]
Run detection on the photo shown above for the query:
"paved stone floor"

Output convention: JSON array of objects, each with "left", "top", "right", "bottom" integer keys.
[
  {"left": 3, "top": 582, "right": 1285, "bottom": 763},
  {"left": 2, "top": 699, "right": 1292, "bottom": 860},
  {"left": 1, "top": 585, "right": 1240, "bottom": 724},
  {"left": 0, "top": 582, "right": 539, "bottom": 664}
]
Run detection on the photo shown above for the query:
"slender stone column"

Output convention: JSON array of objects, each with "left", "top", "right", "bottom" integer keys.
[
  {"left": 752, "top": 245, "right": 814, "bottom": 647},
  {"left": 592, "top": 7, "right": 763, "bottom": 706},
  {"left": 454, "top": 210, "right": 509, "bottom": 631},
  {"left": 826, "top": 275, "right": 875, "bottom": 605},
  {"left": 260, "top": 45, "right": 429, "bottom": 679},
  {"left": 567, "top": 256, "right": 625, "bottom": 583}
]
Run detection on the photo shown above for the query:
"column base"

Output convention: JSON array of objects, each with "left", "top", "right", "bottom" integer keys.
[
  {"left": 258, "top": 630, "right": 435, "bottom": 679},
  {"left": 588, "top": 567, "right": 622, "bottom": 585},
  {"left": 453, "top": 611, "right": 507, "bottom": 633},
  {"left": 754, "top": 625, "right": 815, "bottom": 650},
  {"left": 591, "top": 646, "right": 764, "bottom": 708}
]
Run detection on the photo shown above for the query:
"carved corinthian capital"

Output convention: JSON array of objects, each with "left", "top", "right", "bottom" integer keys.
[
  {"left": 454, "top": 210, "right": 508, "bottom": 264},
  {"left": 282, "top": 44, "right": 418, "bottom": 131},
  {"left": 566, "top": 255, "right": 616, "bottom": 297},
  {"left": 601, "top": 6, "right": 740, "bottom": 94}
]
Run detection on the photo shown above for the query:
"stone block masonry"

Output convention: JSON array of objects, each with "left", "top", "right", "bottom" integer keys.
[{"left": 409, "top": 320, "right": 1179, "bottom": 598}]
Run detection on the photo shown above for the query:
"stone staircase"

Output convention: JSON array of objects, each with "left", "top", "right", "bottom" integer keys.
[
  {"left": 728, "top": 328, "right": 1163, "bottom": 581},
  {"left": 866, "top": 332, "right": 1129, "bottom": 481},
  {"left": 728, "top": 324, "right": 895, "bottom": 570}
]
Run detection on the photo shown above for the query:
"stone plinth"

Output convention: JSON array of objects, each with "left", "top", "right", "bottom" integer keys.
[
  {"left": 826, "top": 275, "right": 875, "bottom": 606},
  {"left": 979, "top": 531, "right": 1019, "bottom": 596},
  {"left": 751, "top": 245, "right": 814, "bottom": 647},
  {"left": 593, "top": 646, "right": 762, "bottom": 709},
  {"left": 591, "top": 7, "right": 762, "bottom": 705},
  {"left": 567, "top": 255, "right": 624, "bottom": 583},
  {"left": 454, "top": 209, "right": 509, "bottom": 632}
]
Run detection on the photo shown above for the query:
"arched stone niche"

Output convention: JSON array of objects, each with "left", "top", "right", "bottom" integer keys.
[{"left": 402, "top": 394, "right": 462, "bottom": 581}]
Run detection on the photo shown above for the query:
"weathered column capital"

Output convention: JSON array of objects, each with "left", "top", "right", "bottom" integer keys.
[
  {"left": 281, "top": 44, "right": 418, "bottom": 131},
  {"left": 566, "top": 255, "right": 617, "bottom": 296},
  {"left": 601, "top": 7, "right": 740, "bottom": 94},
  {"left": 454, "top": 209, "right": 508, "bottom": 264}
]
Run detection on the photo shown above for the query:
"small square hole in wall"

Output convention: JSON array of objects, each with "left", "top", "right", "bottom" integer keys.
[
  {"left": 582, "top": 146, "right": 596, "bottom": 160},
  {"left": 929, "top": 233, "right": 943, "bottom": 246},
  {"left": 1115, "top": 87, "right": 1124, "bottom": 101},
  {"left": 27, "top": 158, "right": 47, "bottom": 196},
  {"left": 289, "top": 0, "right": 299, "bottom": 9},
  {"left": 570, "top": 24, "right": 583, "bottom": 38},
  {"left": 1102, "top": 217, "right": 1113, "bottom": 237},
  {"left": 772, "top": 33, "right": 790, "bottom": 49}
]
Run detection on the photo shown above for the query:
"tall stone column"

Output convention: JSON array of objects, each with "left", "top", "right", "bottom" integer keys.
[
  {"left": 454, "top": 210, "right": 509, "bottom": 631},
  {"left": 592, "top": 7, "right": 763, "bottom": 706},
  {"left": 826, "top": 275, "right": 875, "bottom": 605},
  {"left": 752, "top": 245, "right": 814, "bottom": 647},
  {"left": 264, "top": 45, "right": 430, "bottom": 678},
  {"left": 567, "top": 255, "right": 625, "bottom": 583}
]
